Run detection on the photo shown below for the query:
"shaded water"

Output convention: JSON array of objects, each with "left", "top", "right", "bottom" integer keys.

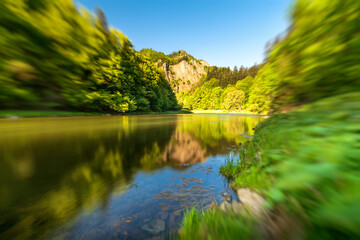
[{"left": 0, "top": 114, "right": 264, "bottom": 240}]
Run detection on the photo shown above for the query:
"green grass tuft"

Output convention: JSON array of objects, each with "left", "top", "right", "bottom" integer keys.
[{"left": 178, "top": 208, "right": 257, "bottom": 240}]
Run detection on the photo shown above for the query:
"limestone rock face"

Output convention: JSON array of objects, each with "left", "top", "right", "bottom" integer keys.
[{"left": 157, "top": 56, "right": 209, "bottom": 93}]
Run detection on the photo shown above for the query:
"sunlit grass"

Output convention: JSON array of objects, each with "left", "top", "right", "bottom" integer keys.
[{"left": 178, "top": 207, "right": 257, "bottom": 240}]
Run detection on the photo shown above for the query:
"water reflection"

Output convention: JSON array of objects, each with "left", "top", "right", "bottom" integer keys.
[
  {"left": 162, "top": 132, "right": 208, "bottom": 164},
  {"left": 0, "top": 114, "right": 263, "bottom": 239}
]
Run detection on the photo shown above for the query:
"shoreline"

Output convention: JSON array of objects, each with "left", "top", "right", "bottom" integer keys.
[
  {"left": 191, "top": 110, "right": 268, "bottom": 117},
  {"left": 0, "top": 110, "right": 193, "bottom": 119},
  {"left": 0, "top": 109, "right": 267, "bottom": 119}
]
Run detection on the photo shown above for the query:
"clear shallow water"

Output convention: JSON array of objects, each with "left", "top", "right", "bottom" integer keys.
[{"left": 0, "top": 114, "right": 264, "bottom": 240}]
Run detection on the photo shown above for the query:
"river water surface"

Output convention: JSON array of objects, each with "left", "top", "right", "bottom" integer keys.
[{"left": 0, "top": 114, "right": 264, "bottom": 240}]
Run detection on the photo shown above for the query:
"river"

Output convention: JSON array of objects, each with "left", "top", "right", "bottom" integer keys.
[{"left": 0, "top": 114, "right": 264, "bottom": 240}]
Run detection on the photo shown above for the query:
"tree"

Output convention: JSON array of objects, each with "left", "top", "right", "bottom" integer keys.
[
  {"left": 222, "top": 90, "right": 245, "bottom": 111},
  {"left": 223, "top": 90, "right": 245, "bottom": 110}
]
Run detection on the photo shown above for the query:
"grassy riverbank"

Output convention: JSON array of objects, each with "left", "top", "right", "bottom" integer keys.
[
  {"left": 179, "top": 93, "right": 360, "bottom": 239},
  {"left": 0, "top": 110, "right": 192, "bottom": 119}
]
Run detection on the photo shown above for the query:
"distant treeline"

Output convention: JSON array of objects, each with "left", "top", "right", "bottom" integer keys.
[
  {"left": 204, "top": 65, "right": 261, "bottom": 88},
  {"left": 177, "top": 76, "right": 259, "bottom": 112},
  {"left": 0, "top": 0, "right": 178, "bottom": 112},
  {"left": 176, "top": 64, "right": 263, "bottom": 112}
]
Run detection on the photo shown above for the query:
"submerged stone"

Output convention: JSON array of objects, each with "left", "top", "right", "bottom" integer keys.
[
  {"left": 160, "top": 203, "right": 170, "bottom": 211},
  {"left": 173, "top": 209, "right": 183, "bottom": 216},
  {"left": 159, "top": 211, "right": 169, "bottom": 220},
  {"left": 141, "top": 219, "right": 165, "bottom": 235},
  {"left": 221, "top": 192, "right": 232, "bottom": 203}
]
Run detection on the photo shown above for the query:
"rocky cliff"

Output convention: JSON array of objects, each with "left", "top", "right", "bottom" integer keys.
[
  {"left": 159, "top": 58, "right": 209, "bottom": 93},
  {"left": 140, "top": 49, "right": 209, "bottom": 93}
]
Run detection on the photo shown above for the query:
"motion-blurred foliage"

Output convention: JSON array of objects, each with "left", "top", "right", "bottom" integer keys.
[
  {"left": 263, "top": 0, "right": 360, "bottom": 111},
  {"left": 181, "top": 0, "right": 360, "bottom": 239},
  {"left": 0, "top": 0, "right": 178, "bottom": 112},
  {"left": 221, "top": 93, "right": 360, "bottom": 239},
  {"left": 179, "top": 0, "right": 360, "bottom": 114}
]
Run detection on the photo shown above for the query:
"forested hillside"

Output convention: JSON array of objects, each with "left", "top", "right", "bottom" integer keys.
[
  {"left": 139, "top": 48, "right": 264, "bottom": 112},
  {"left": 0, "top": 0, "right": 178, "bottom": 113}
]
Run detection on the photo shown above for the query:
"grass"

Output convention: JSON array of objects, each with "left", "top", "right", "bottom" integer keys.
[
  {"left": 178, "top": 208, "right": 257, "bottom": 240},
  {"left": 0, "top": 109, "right": 192, "bottom": 118},
  {"left": 180, "top": 92, "right": 360, "bottom": 239}
]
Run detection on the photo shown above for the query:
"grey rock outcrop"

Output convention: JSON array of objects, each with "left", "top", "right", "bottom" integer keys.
[{"left": 156, "top": 51, "right": 209, "bottom": 93}]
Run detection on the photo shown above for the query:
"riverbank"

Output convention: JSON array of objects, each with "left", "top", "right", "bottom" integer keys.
[
  {"left": 0, "top": 110, "right": 192, "bottom": 119},
  {"left": 179, "top": 92, "right": 360, "bottom": 239},
  {"left": 191, "top": 110, "right": 264, "bottom": 115}
]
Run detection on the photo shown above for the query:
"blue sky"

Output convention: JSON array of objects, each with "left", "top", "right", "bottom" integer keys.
[{"left": 76, "top": 0, "right": 293, "bottom": 68}]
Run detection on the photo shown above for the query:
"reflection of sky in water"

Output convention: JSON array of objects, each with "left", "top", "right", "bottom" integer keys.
[
  {"left": 0, "top": 114, "right": 264, "bottom": 240},
  {"left": 60, "top": 156, "right": 235, "bottom": 240},
  {"left": 238, "top": 134, "right": 254, "bottom": 138}
]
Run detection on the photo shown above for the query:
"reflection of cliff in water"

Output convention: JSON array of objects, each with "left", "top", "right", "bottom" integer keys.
[
  {"left": 176, "top": 114, "right": 264, "bottom": 156},
  {"left": 162, "top": 132, "right": 208, "bottom": 164}
]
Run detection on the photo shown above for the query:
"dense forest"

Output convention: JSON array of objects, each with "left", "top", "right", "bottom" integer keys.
[
  {"left": 0, "top": 0, "right": 178, "bottom": 113},
  {"left": 177, "top": 76, "right": 261, "bottom": 112},
  {"left": 204, "top": 65, "right": 261, "bottom": 87}
]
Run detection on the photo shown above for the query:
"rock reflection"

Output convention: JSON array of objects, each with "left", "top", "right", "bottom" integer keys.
[{"left": 162, "top": 132, "right": 207, "bottom": 164}]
